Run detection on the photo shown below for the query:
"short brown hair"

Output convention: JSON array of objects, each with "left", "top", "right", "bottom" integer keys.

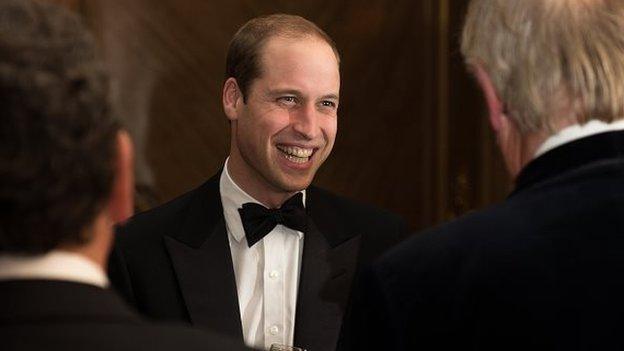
[
  {"left": 0, "top": 0, "right": 120, "bottom": 253},
  {"left": 225, "top": 14, "right": 340, "bottom": 102},
  {"left": 462, "top": 0, "right": 624, "bottom": 133}
]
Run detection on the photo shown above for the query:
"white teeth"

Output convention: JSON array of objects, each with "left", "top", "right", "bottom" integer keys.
[
  {"left": 283, "top": 153, "right": 308, "bottom": 163},
  {"left": 277, "top": 145, "right": 313, "bottom": 160}
]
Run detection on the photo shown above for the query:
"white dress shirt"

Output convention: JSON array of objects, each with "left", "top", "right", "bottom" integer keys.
[
  {"left": 534, "top": 119, "right": 624, "bottom": 157},
  {"left": 220, "top": 158, "right": 305, "bottom": 350},
  {"left": 0, "top": 250, "right": 108, "bottom": 288}
]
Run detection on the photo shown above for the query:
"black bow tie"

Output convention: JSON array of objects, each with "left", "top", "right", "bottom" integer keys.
[{"left": 238, "top": 193, "right": 307, "bottom": 248}]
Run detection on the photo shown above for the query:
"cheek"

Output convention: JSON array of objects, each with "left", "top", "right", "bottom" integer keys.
[
  {"left": 322, "top": 118, "right": 338, "bottom": 144},
  {"left": 239, "top": 110, "right": 274, "bottom": 138},
  {"left": 261, "top": 113, "right": 293, "bottom": 139}
]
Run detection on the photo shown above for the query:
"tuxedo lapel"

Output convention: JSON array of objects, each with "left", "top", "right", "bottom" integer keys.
[
  {"left": 163, "top": 175, "right": 243, "bottom": 340},
  {"left": 294, "top": 188, "right": 362, "bottom": 351}
]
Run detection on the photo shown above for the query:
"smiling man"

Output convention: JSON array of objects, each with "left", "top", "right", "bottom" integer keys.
[{"left": 109, "top": 14, "right": 408, "bottom": 351}]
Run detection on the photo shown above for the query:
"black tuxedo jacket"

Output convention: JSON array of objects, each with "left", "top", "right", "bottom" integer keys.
[
  {"left": 108, "top": 174, "right": 408, "bottom": 351},
  {"left": 0, "top": 279, "right": 250, "bottom": 351},
  {"left": 338, "top": 131, "right": 624, "bottom": 351}
]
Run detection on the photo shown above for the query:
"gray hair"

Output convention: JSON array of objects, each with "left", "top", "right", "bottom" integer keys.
[{"left": 461, "top": 0, "right": 624, "bottom": 133}]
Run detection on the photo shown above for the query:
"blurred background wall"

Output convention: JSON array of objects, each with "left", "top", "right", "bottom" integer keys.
[{"left": 43, "top": 0, "right": 510, "bottom": 231}]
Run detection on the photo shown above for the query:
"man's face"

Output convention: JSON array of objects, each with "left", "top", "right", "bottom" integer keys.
[{"left": 228, "top": 36, "right": 340, "bottom": 202}]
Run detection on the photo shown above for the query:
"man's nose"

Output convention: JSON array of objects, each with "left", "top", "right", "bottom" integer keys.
[{"left": 291, "top": 103, "right": 319, "bottom": 139}]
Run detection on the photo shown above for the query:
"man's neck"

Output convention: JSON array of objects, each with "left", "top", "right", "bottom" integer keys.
[
  {"left": 226, "top": 156, "right": 299, "bottom": 209},
  {"left": 60, "top": 213, "right": 113, "bottom": 271}
]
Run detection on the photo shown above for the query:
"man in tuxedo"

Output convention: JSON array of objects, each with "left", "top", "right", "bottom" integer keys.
[
  {"left": 0, "top": 1, "right": 249, "bottom": 350},
  {"left": 339, "top": 0, "right": 624, "bottom": 350},
  {"left": 109, "top": 14, "right": 408, "bottom": 351}
]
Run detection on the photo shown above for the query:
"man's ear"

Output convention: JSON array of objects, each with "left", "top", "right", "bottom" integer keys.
[
  {"left": 473, "top": 64, "right": 506, "bottom": 133},
  {"left": 223, "top": 77, "right": 243, "bottom": 121},
  {"left": 473, "top": 64, "right": 526, "bottom": 177},
  {"left": 108, "top": 130, "right": 134, "bottom": 224}
]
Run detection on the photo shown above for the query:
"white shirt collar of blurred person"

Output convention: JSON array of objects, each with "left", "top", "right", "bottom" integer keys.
[
  {"left": 0, "top": 250, "right": 108, "bottom": 288},
  {"left": 534, "top": 119, "right": 624, "bottom": 158}
]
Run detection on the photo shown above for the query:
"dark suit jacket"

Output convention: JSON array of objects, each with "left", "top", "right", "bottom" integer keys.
[
  {"left": 339, "top": 131, "right": 624, "bottom": 351},
  {"left": 0, "top": 279, "right": 251, "bottom": 351},
  {"left": 108, "top": 174, "right": 408, "bottom": 351}
]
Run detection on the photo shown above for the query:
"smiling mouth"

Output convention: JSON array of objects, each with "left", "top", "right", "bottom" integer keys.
[{"left": 276, "top": 145, "right": 315, "bottom": 164}]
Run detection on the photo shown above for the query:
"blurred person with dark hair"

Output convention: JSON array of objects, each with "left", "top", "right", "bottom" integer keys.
[
  {"left": 108, "top": 13, "right": 408, "bottom": 351},
  {"left": 339, "top": 0, "right": 624, "bottom": 350},
  {"left": 0, "top": 1, "right": 250, "bottom": 350}
]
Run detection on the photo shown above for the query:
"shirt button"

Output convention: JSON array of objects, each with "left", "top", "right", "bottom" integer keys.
[
  {"left": 269, "top": 325, "right": 280, "bottom": 335},
  {"left": 269, "top": 270, "right": 279, "bottom": 279}
]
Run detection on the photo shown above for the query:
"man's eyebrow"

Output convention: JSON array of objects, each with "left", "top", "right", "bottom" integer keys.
[
  {"left": 267, "top": 89, "right": 301, "bottom": 96},
  {"left": 320, "top": 94, "right": 339, "bottom": 100},
  {"left": 265, "top": 89, "right": 339, "bottom": 101}
]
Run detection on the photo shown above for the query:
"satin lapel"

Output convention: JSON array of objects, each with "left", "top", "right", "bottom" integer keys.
[
  {"left": 294, "top": 189, "right": 362, "bottom": 351},
  {"left": 163, "top": 175, "right": 243, "bottom": 340}
]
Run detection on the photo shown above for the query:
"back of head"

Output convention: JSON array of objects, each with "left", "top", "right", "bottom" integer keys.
[
  {"left": 461, "top": 0, "right": 624, "bottom": 133},
  {"left": 0, "top": 0, "right": 119, "bottom": 254},
  {"left": 225, "top": 13, "right": 340, "bottom": 101}
]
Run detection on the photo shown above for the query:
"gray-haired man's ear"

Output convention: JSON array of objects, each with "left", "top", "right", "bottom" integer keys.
[
  {"left": 473, "top": 64, "right": 506, "bottom": 133},
  {"left": 473, "top": 63, "right": 526, "bottom": 178}
]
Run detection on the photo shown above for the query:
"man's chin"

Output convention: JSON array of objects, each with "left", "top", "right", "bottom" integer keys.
[{"left": 274, "top": 175, "right": 314, "bottom": 193}]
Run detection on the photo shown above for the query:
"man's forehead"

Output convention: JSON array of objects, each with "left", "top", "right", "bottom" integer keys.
[
  {"left": 248, "top": 35, "right": 340, "bottom": 96},
  {"left": 264, "top": 87, "right": 340, "bottom": 99},
  {"left": 257, "top": 35, "right": 339, "bottom": 72}
]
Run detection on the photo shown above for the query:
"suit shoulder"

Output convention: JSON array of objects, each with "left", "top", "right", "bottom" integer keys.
[
  {"left": 115, "top": 180, "right": 215, "bottom": 245},
  {"left": 123, "top": 323, "right": 250, "bottom": 351},
  {"left": 310, "top": 186, "right": 406, "bottom": 227},
  {"left": 309, "top": 186, "right": 409, "bottom": 255},
  {"left": 5, "top": 322, "right": 251, "bottom": 351},
  {"left": 375, "top": 199, "right": 537, "bottom": 276}
]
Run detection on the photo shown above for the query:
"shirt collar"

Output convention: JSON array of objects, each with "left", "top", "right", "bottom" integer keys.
[
  {"left": 0, "top": 250, "right": 108, "bottom": 288},
  {"left": 219, "top": 157, "right": 306, "bottom": 243},
  {"left": 534, "top": 119, "right": 624, "bottom": 158}
]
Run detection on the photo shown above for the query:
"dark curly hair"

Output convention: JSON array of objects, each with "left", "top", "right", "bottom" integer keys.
[{"left": 0, "top": 0, "right": 120, "bottom": 253}]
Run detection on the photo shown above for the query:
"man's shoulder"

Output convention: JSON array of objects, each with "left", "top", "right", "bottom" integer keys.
[
  {"left": 372, "top": 180, "right": 599, "bottom": 290},
  {"left": 307, "top": 186, "right": 410, "bottom": 255},
  {"left": 116, "top": 178, "right": 219, "bottom": 244},
  {"left": 95, "top": 323, "right": 250, "bottom": 351},
  {"left": 375, "top": 200, "right": 525, "bottom": 276},
  {"left": 0, "top": 283, "right": 249, "bottom": 351},
  {"left": 2, "top": 322, "right": 247, "bottom": 351},
  {"left": 308, "top": 186, "right": 406, "bottom": 228}
]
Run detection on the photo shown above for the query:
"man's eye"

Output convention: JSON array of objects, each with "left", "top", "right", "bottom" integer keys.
[
  {"left": 278, "top": 96, "right": 297, "bottom": 105},
  {"left": 321, "top": 100, "right": 337, "bottom": 108}
]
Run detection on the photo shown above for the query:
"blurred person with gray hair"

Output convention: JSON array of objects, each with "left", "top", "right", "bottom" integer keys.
[
  {"left": 0, "top": 1, "right": 250, "bottom": 350},
  {"left": 338, "top": 1, "right": 624, "bottom": 350}
]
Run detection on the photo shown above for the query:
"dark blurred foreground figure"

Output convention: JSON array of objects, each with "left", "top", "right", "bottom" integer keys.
[
  {"left": 0, "top": 1, "right": 250, "bottom": 350},
  {"left": 338, "top": 0, "right": 624, "bottom": 350}
]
